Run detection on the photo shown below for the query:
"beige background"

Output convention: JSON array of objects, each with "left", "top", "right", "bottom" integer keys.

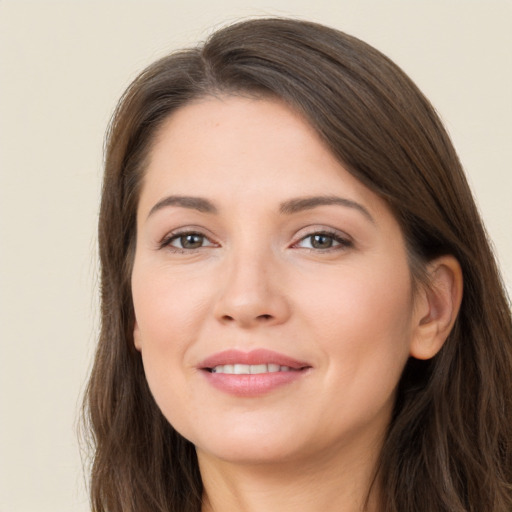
[{"left": 0, "top": 1, "right": 510, "bottom": 511}]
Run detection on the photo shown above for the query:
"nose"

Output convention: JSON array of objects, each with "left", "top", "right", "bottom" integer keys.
[{"left": 213, "top": 250, "right": 291, "bottom": 329}]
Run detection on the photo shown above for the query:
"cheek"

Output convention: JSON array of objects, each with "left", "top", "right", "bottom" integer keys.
[
  {"left": 131, "top": 263, "right": 213, "bottom": 398},
  {"left": 131, "top": 266, "right": 210, "bottom": 428},
  {"left": 298, "top": 258, "right": 414, "bottom": 394},
  {"left": 133, "top": 263, "right": 211, "bottom": 343},
  {"left": 300, "top": 255, "right": 413, "bottom": 336}
]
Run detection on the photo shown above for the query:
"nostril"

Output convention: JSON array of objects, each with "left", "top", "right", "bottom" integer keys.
[{"left": 219, "top": 312, "right": 274, "bottom": 325}]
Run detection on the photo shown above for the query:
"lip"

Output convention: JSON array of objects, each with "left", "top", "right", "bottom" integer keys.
[
  {"left": 199, "top": 349, "right": 310, "bottom": 370},
  {"left": 198, "top": 349, "right": 312, "bottom": 397}
]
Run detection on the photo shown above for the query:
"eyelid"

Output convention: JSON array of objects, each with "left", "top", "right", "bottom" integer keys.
[
  {"left": 291, "top": 226, "right": 354, "bottom": 250},
  {"left": 156, "top": 225, "right": 353, "bottom": 252},
  {"left": 158, "top": 227, "right": 219, "bottom": 251}
]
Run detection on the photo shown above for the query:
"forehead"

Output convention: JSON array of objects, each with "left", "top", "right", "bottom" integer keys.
[
  {"left": 148, "top": 94, "right": 327, "bottom": 170},
  {"left": 139, "top": 95, "right": 391, "bottom": 222}
]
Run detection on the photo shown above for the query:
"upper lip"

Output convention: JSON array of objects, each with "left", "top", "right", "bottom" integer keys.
[{"left": 199, "top": 349, "right": 311, "bottom": 370}]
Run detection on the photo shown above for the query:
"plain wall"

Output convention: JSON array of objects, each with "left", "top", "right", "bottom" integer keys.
[{"left": 0, "top": 1, "right": 510, "bottom": 511}]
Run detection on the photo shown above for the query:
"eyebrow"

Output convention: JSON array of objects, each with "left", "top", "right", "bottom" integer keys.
[
  {"left": 147, "top": 194, "right": 374, "bottom": 223},
  {"left": 148, "top": 195, "right": 218, "bottom": 218},
  {"left": 279, "top": 195, "right": 375, "bottom": 223}
]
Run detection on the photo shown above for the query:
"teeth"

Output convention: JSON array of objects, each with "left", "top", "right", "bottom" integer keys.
[
  {"left": 211, "top": 364, "right": 294, "bottom": 374},
  {"left": 250, "top": 364, "right": 267, "bottom": 374},
  {"left": 234, "top": 364, "right": 250, "bottom": 374}
]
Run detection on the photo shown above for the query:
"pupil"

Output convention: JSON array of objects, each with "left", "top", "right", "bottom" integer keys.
[
  {"left": 312, "top": 234, "right": 332, "bottom": 249},
  {"left": 182, "top": 234, "right": 203, "bottom": 248}
]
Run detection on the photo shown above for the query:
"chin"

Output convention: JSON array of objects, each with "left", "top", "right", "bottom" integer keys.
[
  {"left": 197, "top": 438, "right": 304, "bottom": 466},
  {"left": 180, "top": 419, "right": 311, "bottom": 465}
]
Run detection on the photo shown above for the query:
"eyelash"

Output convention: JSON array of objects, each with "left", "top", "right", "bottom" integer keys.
[
  {"left": 159, "top": 229, "right": 353, "bottom": 253},
  {"left": 159, "top": 231, "right": 216, "bottom": 253},
  {"left": 293, "top": 230, "right": 353, "bottom": 252}
]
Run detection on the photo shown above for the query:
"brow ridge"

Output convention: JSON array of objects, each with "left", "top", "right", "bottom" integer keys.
[
  {"left": 148, "top": 195, "right": 218, "bottom": 218},
  {"left": 279, "top": 195, "right": 374, "bottom": 223},
  {"left": 147, "top": 194, "right": 374, "bottom": 223}
]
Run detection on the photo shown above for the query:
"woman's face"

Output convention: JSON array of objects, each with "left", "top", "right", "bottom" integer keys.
[{"left": 132, "top": 96, "right": 423, "bottom": 468}]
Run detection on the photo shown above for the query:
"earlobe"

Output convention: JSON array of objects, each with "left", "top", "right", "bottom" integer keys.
[{"left": 410, "top": 255, "right": 463, "bottom": 360}]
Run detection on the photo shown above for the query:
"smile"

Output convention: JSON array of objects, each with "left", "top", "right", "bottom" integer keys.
[
  {"left": 199, "top": 349, "right": 311, "bottom": 396},
  {"left": 210, "top": 364, "right": 295, "bottom": 374}
]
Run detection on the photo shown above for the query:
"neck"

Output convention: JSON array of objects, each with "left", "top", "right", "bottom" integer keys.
[{"left": 199, "top": 443, "right": 382, "bottom": 512}]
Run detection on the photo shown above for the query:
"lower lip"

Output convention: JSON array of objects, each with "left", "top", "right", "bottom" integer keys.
[{"left": 202, "top": 369, "right": 307, "bottom": 397}]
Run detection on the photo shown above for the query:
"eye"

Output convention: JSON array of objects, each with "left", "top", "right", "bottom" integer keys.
[
  {"left": 161, "top": 231, "right": 216, "bottom": 251},
  {"left": 295, "top": 231, "right": 352, "bottom": 250}
]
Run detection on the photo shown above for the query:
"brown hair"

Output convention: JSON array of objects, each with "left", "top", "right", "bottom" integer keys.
[{"left": 83, "top": 18, "right": 512, "bottom": 512}]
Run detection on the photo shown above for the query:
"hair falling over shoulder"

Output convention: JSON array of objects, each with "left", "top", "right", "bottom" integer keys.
[{"left": 82, "top": 17, "right": 512, "bottom": 512}]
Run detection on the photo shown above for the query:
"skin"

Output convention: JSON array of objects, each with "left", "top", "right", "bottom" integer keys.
[{"left": 131, "top": 96, "right": 462, "bottom": 512}]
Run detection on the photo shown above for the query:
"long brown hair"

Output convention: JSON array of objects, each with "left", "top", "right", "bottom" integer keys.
[{"left": 83, "top": 18, "right": 512, "bottom": 512}]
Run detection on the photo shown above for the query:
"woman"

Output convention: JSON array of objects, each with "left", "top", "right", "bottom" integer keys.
[{"left": 83, "top": 18, "right": 512, "bottom": 512}]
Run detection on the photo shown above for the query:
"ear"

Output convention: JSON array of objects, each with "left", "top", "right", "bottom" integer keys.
[
  {"left": 410, "top": 255, "right": 463, "bottom": 360},
  {"left": 133, "top": 319, "right": 142, "bottom": 352}
]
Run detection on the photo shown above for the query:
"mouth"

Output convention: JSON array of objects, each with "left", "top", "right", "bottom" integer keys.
[
  {"left": 199, "top": 348, "right": 311, "bottom": 373},
  {"left": 208, "top": 363, "right": 303, "bottom": 374},
  {"left": 199, "top": 349, "right": 311, "bottom": 396}
]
